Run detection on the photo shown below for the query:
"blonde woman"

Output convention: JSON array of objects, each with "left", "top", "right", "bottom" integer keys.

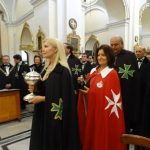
[{"left": 29, "top": 38, "right": 80, "bottom": 150}]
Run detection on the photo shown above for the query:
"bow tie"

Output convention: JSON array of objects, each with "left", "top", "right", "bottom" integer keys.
[
  {"left": 137, "top": 59, "right": 143, "bottom": 62},
  {"left": 4, "top": 64, "right": 10, "bottom": 67}
]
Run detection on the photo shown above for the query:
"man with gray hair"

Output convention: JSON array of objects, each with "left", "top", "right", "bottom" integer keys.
[
  {"left": 134, "top": 45, "right": 149, "bottom": 69},
  {"left": 110, "top": 36, "right": 139, "bottom": 134},
  {"left": 0, "top": 55, "right": 15, "bottom": 89}
]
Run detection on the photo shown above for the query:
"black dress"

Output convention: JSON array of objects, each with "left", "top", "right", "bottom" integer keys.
[{"left": 29, "top": 63, "right": 81, "bottom": 150}]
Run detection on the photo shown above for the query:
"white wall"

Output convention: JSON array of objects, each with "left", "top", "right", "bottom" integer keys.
[
  {"left": 15, "top": 0, "right": 33, "bottom": 20},
  {"left": 85, "top": 23, "right": 126, "bottom": 49},
  {"left": 1, "top": 20, "right": 9, "bottom": 55},
  {"left": 65, "top": 0, "right": 85, "bottom": 50},
  {"left": 6, "top": 0, "right": 49, "bottom": 65},
  {"left": 85, "top": 9, "right": 109, "bottom": 33}
]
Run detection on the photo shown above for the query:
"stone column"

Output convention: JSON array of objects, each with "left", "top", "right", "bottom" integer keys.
[{"left": 128, "top": 0, "right": 140, "bottom": 51}]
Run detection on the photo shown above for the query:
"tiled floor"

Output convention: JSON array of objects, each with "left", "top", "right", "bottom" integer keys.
[{"left": 0, "top": 106, "right": 32, "bottom": 150}]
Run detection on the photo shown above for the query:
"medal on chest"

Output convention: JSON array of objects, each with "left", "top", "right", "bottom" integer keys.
[{"left": 96, "top": 81, "right": 103, "bottom": 88}]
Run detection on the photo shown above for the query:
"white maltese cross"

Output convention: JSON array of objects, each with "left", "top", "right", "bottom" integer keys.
[{"left": 105, "top": 89, "right": 122, "bottom": 118}]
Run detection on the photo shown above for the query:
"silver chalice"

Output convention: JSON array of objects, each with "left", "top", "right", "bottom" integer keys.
[{"left": 24, "top": 71, "right": 41, "bottom": 101}]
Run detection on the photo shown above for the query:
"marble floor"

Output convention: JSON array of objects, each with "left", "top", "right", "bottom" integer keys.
[
  {"left": 0, "top": 105, "right": 134, "bottom": 150},
  {"left": 0, "top": 105, "right": 32, "bottom": 150}
]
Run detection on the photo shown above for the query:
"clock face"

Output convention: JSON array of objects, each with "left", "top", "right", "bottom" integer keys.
[{"left": 69, "top": 18, "right": 77, "bottom": 30}]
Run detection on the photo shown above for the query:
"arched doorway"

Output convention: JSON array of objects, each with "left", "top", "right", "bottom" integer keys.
[
  {"left": 85, "top": 35, "right": 100, "bottom": 56},
  {"left": 19, "top": 22, "right": 34, "bottom": 64}
]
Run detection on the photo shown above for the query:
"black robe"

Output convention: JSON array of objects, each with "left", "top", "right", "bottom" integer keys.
[
  {"left": 67, "top": 54, "right": 82, "bottom": 93},
  {"left": 139, "top": 63, "right": 150, "bottom": 137},
  {"left": 29, "top": 63, "right": 81, "bottom": 150},
  {"left": 114, "top": 49, "right": 139, "bottom": 133}
]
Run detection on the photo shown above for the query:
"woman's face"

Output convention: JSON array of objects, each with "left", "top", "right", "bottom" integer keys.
[
  {"left": 42, "top": 42, "right": 57, "bottom": 59},
  {"left": 97, "top": 49, "right": 108, "bottom": 66}
]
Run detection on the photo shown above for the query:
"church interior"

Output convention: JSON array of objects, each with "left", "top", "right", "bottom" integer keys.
[{"left": 0, "top": 0, "right": 150, "bottom": 149}]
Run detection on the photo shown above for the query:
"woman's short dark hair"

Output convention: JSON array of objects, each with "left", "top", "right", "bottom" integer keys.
[
  {"left": 13, "top": 54, "right": 22, "bottom": 61},
  {"left": 95, "top": 44, "right": 115, "bottom": 68}
]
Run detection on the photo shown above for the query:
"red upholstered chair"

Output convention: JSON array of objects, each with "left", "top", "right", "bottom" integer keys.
[{"left": 121, "top": 134, "right": 150, "bottom": 149}]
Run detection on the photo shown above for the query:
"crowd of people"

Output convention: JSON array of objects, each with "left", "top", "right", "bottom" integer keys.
[{"left": 0, "top": 36, "right": 150, "bottom": 150}]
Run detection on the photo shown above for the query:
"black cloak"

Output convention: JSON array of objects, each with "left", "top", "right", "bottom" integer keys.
[
  {"left": 29, "top": 63, "right": 81, "bottom": 150},
  {"left": 114, "top": 49, "right": 139, "bottom": 133}
]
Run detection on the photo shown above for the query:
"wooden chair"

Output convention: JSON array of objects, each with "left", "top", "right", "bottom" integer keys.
[{"left": 121, "top": 134, "right": 150, "bottom": 149}]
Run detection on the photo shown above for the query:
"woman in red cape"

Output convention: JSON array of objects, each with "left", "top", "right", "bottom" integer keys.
[{"left": 79, "top": 44, "right": 126, "bottom": 150}]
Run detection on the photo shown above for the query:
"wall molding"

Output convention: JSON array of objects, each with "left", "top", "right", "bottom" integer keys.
[
  {"left": 141, "top": 34, "right": 150, "bottom": 38},
  {"left": 85, "top": 19, "right": 129, "bottom": 36},
  {"left": 30, "top": 0, "right": 47, "bottom": 8},
  {"left": 6, "top": 10, "right": 34, "bottom": 27}
]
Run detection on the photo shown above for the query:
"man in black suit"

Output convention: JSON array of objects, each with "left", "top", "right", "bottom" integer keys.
[
  {"left": 135, "top": 45, "right": 149, "bottom": 70},
  {"left": 13, "top": 54, "right": 30, "bottom": 110},
  {"left": 0, "top": 55, "right": 15, "bottom": 89}
]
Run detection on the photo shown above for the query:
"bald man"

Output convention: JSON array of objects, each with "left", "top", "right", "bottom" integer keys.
[{"left": 110, "top": 36, "right": 139, "bottom": 134}]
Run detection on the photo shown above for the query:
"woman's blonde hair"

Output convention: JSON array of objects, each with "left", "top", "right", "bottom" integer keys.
[{"left": 42, "top": 37, "right": 70, "bottom": 80}]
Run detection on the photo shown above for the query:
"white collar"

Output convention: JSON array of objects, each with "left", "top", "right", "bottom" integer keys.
[
  {"left": 100, "top": 66, "right": 113, "bottom": 78},
  {"left": 90, "top": 66, "right": 113, "bottom": 78}
]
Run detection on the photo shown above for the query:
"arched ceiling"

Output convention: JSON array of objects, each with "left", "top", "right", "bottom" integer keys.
[
  {"left": 0, "top": 0, "right": 33, "bottom": 23},
  {"left": 141, "top": 7, "right": 150, "bottom": 34},
  {"left": 83, "top": 0, "right": 126, "bottom": 23}
]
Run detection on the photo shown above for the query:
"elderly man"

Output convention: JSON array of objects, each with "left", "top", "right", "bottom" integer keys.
[
  {"left": 0, "top": 55, "right": 15, "bottom": 89},
  {"left": 110, "top": 36, "right": 139, "bottom": 134},
  {"left": 135, "top": 45, "right": 149, "bottom": 69}
]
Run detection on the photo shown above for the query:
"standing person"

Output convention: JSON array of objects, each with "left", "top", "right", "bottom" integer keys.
[
  {"left": 28, "top": 38, "right": 80, "bottom": 150},
  {"left": 134, "top": 45, "right": 149, "bottom": 70},
  {"left": 81, "top": 53, "right": 93, "bottom": 77},
  {"left": 0, "top": 55, "right": 15, "bottom": 89},
  {"left": 13, "top": 54, "right": 30, "bottom": 110},
  {"left": 110, "top": 36, "right": 139, "bottom": 134},
  {"left": 81, "top": 44, "right": 126, "bottom": 150},
  {"left": 30, "top": 55, "right": 44, "bottom": 73},
  {"left": 140, "top": 63, "right": 150, "bottom": 138},
  {"left": 64, "top": 43, "right": 82, "bottom": 97},
  {"left": 134, "top": 46, "right": 150, "bottom": 138}
]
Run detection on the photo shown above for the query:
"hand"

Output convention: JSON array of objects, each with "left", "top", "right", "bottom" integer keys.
[
  {"left": 79, "top": 86, "right": 89, "bottom": 95},
  {"left": 5, "top": 84, "right": 12, "bottom": 89},
  {"left": 28, "top": 96, "right": 45, "bottom": 104},
  {"left": 77, "top": 75, "right": 84, "bottom": 83}
]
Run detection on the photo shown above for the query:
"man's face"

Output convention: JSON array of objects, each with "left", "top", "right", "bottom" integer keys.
[
  {"left": 110, "top": 37, "right": 123, "bottom": 55},
  {"left": 135, "top": 47, "right": 145, "bottom": 59},
  {"left": 14, "top": 59, "right": 20, "bottom": 64},
  {"left": 2, "top": 56, "right": 10, "bottom": 65},
  {"left": 64, "top": 44, "right": 70, "bottom": 56},
  {"left": 82, "top": 54, "right": 88, "bottom": 63}
]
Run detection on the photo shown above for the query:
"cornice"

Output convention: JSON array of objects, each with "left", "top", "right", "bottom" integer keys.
[
  {"left": 30, "top": 0, "right": 47, "bottom": 8},
  {"left": 85, "top": 27, "right": 108, "bottom": 36},
  {"left": 108, "top": 19, "right": 129, "bottom": 28},
  {"left": 85, "top": 19, "right": 129, "bottom": 36},
  {"left": 6, "top": 10, "right": 34, "bottom": 27},
  {"left": 141, "top": 34, "right": 150, "bottom": 38}
]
